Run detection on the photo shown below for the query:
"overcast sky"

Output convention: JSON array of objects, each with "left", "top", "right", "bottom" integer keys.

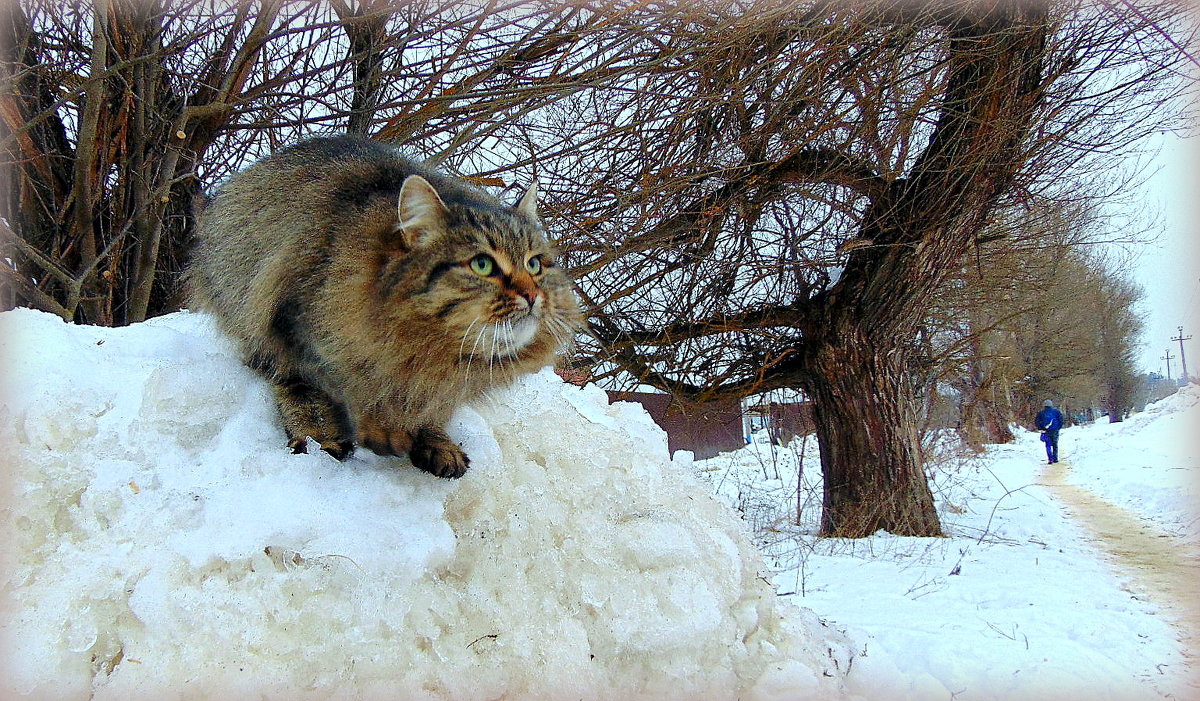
[{"left": 1127, "top": 123, "right": 1198, "bottom": 377}]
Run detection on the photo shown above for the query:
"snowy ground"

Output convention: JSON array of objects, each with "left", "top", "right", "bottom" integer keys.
[
  {"left": 694, "top": 386, "right": 1200, "bottom": 701},
  {"left": 1062, "top": 392, "right": 1199, "bottom": 542},
  {"left": 3, "top": 307, "right": 1197, "bottom": 700}
]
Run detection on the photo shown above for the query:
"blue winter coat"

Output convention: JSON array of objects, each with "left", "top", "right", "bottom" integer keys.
[{"left": 1035, "top": 406, "right": 1063, "bottom": 432}]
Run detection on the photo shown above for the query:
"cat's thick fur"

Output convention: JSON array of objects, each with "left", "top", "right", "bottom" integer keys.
[{"left": 187, "top": 135, "right": 582, "bottom": 478}]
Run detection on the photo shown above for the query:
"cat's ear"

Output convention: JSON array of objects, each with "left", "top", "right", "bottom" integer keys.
[
  {"left": 515, "top": 179, "right": 538, "bottom": 221},
  {"left": 395, "top": 175, "right": 448, "bottom": 248}
]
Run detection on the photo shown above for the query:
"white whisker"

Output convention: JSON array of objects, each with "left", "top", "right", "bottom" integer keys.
[
  {"left": 495, "top": 320, "right": 506, "bottom": 373},
  {"left": 466, "top": 321, "right": 488, "bottom": 385},
  {"left": 544, "top": 316, "right": 564, "bottom": 346},
  {"left": 459, "top": 317, "right": 481, "bottom": 360},
  {"left": 545, "top": 316, "right": 570, "bottom": 351},
  {"left": 488, "top": 323, "right": 498, "bottom": 384},
  {"left": 502, "top": 319, "right": 514, "bottom": 371}
]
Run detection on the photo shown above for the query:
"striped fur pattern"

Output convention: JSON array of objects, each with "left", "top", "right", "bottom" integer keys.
[{"left": 186, "top": 135, "right": 582, "bottom": 477}]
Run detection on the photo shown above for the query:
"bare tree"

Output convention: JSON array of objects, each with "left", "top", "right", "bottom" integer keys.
[
  {"left": 2, "top": 0, "right": 291, "bottom": 324},
  {"left": 1094, "top": 267, "right": 1145, "bottom": 423},
  {"left": 0, "top": 0, "right": 670, "bottom": 324},
  {"left": 533, "top": 2, "right": 1191, "bottom": 536},
  {"left": 917, "top": 193, "right": 1136, "bottom": 446}
]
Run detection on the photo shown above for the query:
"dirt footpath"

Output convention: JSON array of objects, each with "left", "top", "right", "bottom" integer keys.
[{"left": 1039, "top": 460, "right": 1200, "bottom": 694}]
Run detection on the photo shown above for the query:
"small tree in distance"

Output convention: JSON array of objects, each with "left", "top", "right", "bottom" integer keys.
[
  {"left": 918, "top": 192, "right": 1153, "bottom": 443},
  {"left": 1090, "top": 256, "right": 1146, "bottom": 423}
]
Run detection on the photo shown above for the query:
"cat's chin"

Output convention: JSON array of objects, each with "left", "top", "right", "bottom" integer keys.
[
  {"left": 466, "top": 314, "right": 539, "bottom": 359},
  {"left": 504, "top": 314, "right": 540, "bottom": 353}
]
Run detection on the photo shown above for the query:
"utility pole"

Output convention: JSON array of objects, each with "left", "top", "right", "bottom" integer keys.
[
  {"left": 1170, "top": 326, "right": 1192, "bottom": 382},
  {"left": 1162, "top": 349, "right": 1176, "bottom": 381}
]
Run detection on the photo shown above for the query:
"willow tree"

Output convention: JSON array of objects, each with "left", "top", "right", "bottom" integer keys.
[{"left": 526, "top": 2, "right": 1189, "bottom": 536}]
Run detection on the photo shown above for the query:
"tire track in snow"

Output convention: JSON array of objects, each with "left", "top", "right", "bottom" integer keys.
[{"left": 1039, "top": 460, "right": 1200, "bottom": 694}]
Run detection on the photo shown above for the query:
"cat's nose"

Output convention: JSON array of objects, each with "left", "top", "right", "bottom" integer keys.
[
  {"left": 510, "top": 272, "right": 540, "bottom": 309},
  {"left": 515, "top": 290, "right": 538, "bottom": 309}
]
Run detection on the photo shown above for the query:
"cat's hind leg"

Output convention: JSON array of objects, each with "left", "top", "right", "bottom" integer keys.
[
  {"left": 250, "top": 353, "right": 355, "bottom": 460},
  {"left": 355, "top": 414, "right": 468, "bottom": 479},
  {"left": 356, "top": 411, "right": 413, "bottom": 457}
]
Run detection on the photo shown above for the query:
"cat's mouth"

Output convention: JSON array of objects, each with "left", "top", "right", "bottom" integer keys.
[
  {"left": 462, "top": 314, "right": 539, "bottom": 359},
  {"left": 498, "top": 314, "right": 539, "bottom": 354}
]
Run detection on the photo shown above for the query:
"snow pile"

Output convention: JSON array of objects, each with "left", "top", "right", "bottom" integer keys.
[
  {"left": 0, "top": 308, "right": 854, "bottom": 701},
  {"left": 1058, "top": 385, "right": 1200, "bottom": 540}
]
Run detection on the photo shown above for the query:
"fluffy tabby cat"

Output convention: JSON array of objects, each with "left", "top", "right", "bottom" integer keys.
[{"left": 187, "top": 135, "right": 582, "bottom": 478}]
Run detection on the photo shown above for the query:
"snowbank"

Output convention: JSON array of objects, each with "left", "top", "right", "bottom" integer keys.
[
  {"left": 0, "top": 308, "right": 851, "bottom": 700},
  {"left": 694, "top": 399, "right": 1197, "bottom": 700},
  {"left": 1058, "top": 385, "right": 1200, "bottom": 540}
]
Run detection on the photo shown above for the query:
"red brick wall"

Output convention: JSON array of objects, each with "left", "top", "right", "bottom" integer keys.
[
  {"left": 607, "top": 391, "right": 746, "bottom": 460},
  {"left": 765, "top": 402, "right": 815, "bottom": 445}
]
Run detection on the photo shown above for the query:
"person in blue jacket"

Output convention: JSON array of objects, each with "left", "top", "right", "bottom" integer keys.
[{"left": 1035, "top": 399, "right": 1064, "bottom": 464}]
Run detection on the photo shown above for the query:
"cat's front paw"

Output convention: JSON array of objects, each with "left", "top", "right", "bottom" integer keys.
[
  {"left": 410, "top": 427, "right": 470, "bottom": 479},
  {"left": 288, "top": 435, "right": 355, "bottom": 461}
]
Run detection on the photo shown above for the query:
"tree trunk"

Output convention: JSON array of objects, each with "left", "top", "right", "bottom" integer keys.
[
  {"left": 784, "top": 4, "right": 1046, "bottom": 538},
  {"left": 958, "top": 367, "right": 1016, "bottom": 447},
  {"left": 980, "top": 399, "right": 1016, "bottom": 443},
  {"left": 334, "top": 0, "right": 392, "bottom": 135},
  {"left": 801, "top": 327, "right": 942, "bottom": 538}
]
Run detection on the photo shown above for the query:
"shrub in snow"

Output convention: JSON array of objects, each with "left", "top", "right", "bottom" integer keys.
[{"left": 1, "top": 309, "right": 852, "bottom": 700}]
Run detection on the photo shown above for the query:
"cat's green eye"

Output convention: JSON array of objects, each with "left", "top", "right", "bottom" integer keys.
[
  {"left": 469, "top": 254, "right": 495, "bottom": 277},
  {"left": 526, "top": 256, "right": 543, "bottom": 275}
]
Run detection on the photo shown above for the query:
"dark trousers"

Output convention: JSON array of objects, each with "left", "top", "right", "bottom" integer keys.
[{"left": 1042, "top": 430, "right": 1059, "bottom": 463}]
